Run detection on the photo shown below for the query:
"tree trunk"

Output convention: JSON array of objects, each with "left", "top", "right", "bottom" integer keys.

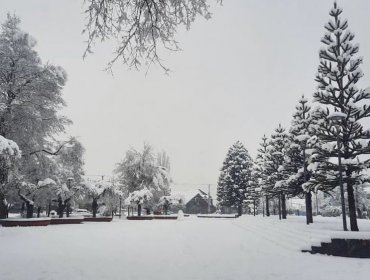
[
  {"left": 66, "top": 203, "right": 70, "bottom": 218},
  {"left": 0, "top": 193, "right": 7, "bottom": 219},
  {"left": 253, "top": 200, "right": 256, "bottom": 216},
  {"left": 237, "top": 203, "right": 242, "bottom": 217},
  {"left": 347, "top": 183, "right": 359, "bottom": 231},
  {"left": 26, "top": 202, "right": 34, "bottom": 218},
  {"left": 37, "top": 207, "right": 41, "bottom": 218},
  {"left": 92, "top": 198, "right": 98, "bottom": 218},
  {"left": 21, "top": 202, "right": 25, "bottom": 216},
  {"left": 305, "top": 192, "right": 313, "bottom": 224},
  {"left": 278, "top": 195, "right": 281, "bottom": 220},
  {"left": 47, "top": 202, "right": 51, "bottom": 217},
  {"left": 19, "top": 193, "right": 34, "bottom": 218},
  {"left": 281, "top": 194, "right": 287, "bottom": 219},
  {"left": 356, "top": 207, "right": 362, "bottom": 219},
  {"left": 58, "top": 199, "right": 65, "bottom": 218},
  {"left": 0, "top": 165, "right": 9, "bottom": 219},
  {"left": 138, "top": 204, "right": 142, "bottom": 216},
  {"left": 265, "top": 195, "right": 270, "bottom": 217}
]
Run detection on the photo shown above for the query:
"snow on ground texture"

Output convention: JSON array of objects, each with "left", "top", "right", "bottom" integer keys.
[{"left": 0, "top": 216, "right": 370, "bottom": 280}]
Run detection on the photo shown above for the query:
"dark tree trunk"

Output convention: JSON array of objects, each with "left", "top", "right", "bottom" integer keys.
[
  {"left": 58, "top": 199, "right": 65, "bottom": 218},
  {"left": 357, "top": 207, "right": 362, "bottom": 219},
  {"left": 92, "top": 198, "right": 98, "bottom": 218},
  {"left": 26, "top": 203, "right": 34, "bottom": 218},
  {"left": 0, "top": 193, "right": 7, "bottom": 219},
  {"left": 305, "top": 192, "right": 313, "bottom": 224},
  {"left": 21, "top": 202, "right": 25, "bottom": 216},
  {"left": 237, "top": 203, "right": 242, "bottom": 217},
  {"left": 47, "top": 202, "right": 51, "bottom": 217},
  {"left": 19, "top": 193, "right": 34, "bottom": 218},
  {"left": 0, "top": 165, "right": 9, "bottom": 219},
  {"left": 66, "top": 203, "right": 70, "bottom": 218},
  {"left": 347, "top": 183, "right": 359, "bottom": 231},
  {"left": 138, "top": 204, "right": 142, "bottom": 216},
  {"left": 253, "top": 200, "right": 256, "bottom": 216},
  {"left": 281, "top": 194, "right": 287, "bottom": 219},
  {"left": 265, "top": 195, "right": 270, "bottom": 217},
  {"left": 278, "top": 195, "right": 281, "bottom": 220},
  {"left": 37, "top": 206, "right": 41, "bottom": 218}
]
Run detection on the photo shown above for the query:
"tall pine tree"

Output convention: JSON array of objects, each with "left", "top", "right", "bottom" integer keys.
[
  {"left": 284, "top": 96, "right": 317, "bottom": 224},
  {"left": 266, "top": 124, "right": 291, "bottom": 219},
  {"left": 217, "top": 141, "right": 253, "bottom": 216},
  {"left": 255, "top": 135, "right": 271, "bottom": 216},
  {"left": 309, "top": 2, "right": 370, "bottom": 231}
]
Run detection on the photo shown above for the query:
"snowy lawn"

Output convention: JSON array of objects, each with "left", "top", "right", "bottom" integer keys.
[{"left": 1, "top": 215, "right": 370, "bottom": 280}]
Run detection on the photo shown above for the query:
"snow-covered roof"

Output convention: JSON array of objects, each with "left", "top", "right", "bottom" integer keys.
[{"left": 174, "top": 189, "right": 211, "bottom": 204}]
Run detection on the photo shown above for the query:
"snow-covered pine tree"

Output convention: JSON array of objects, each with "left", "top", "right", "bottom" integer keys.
[
  {"left": 266, "top": 124, "right": 291, "bottom": 219},
  {"left": 216, "top": 171, "right": 226, "bottom": 208},
  {"left": 309, "top": 2, "right": 370, "bottom": 231},
  {"left": 284, "top": 95, "right": 317, "bottom": 224},
  {"left": 255, "top": 135, "right": 271, "bottom": 216},
  {"left": 217, "top": 141, "right": 253, "bottom": 216},
  {"left": 245, "top": 170, "right": 261, "bottom": 216}
]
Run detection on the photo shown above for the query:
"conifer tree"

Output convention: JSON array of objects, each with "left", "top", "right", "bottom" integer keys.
[
  {"left": 217, "top": 141, "right": 253, "bottom": 216},
  {"left": 246, "top": 170, "right": 261, "bottom": 216},
  {"left": 284, "top": 96, "right": 317, "bottom": 224},
  {"left": 308, "top": 2, "right": 370, "bottom": 231},
  {"left": 265, "top": 124, "right": 291, "bottom": 219},
  {"left": 255, "top": 135, "right": 271, "bottom": 216}
]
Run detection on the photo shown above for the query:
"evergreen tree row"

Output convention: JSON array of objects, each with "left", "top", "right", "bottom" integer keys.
[{"left": 217, "top": 3, "right": 370, "bottom": 232}]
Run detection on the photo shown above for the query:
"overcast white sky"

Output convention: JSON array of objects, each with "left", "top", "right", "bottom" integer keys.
[{"left": 1, "top": 0, "right": 369, "bottom": 195}]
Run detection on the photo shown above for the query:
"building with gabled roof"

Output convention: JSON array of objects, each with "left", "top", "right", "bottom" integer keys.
[{"left": 182, "top": 189, "right": 216, "bottom": 214}]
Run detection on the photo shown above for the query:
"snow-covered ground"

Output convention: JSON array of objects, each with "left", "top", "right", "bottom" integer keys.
[{"left": 1, "top": 215, "right": 370, "bottom": 280}]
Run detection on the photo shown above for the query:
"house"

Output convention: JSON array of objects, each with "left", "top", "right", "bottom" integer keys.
[{"left": 182, "top": 189, "right": 216, "bottom": 214}]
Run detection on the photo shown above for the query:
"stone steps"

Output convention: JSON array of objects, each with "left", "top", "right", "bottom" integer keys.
[{"left": 302, "top": 238, "right": 370, "bottom": 258}]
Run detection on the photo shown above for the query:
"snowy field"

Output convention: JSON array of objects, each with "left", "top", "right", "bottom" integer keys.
[{"left": 1, "top": 216, "right": 370, "bottom": 280}]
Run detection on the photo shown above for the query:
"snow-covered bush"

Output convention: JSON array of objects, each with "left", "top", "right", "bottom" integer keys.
[
  {"left": 125, "top": 188, "right": 153, "bottom": 216},
  {"left": 158, "top": 194, "right": 185, "bottom": 214},
  {"left": 0, "top": 136, "right": 21, "bottom": 218},
  {"left": 82, "top": 179, "right": 121, "bottom": 217}
]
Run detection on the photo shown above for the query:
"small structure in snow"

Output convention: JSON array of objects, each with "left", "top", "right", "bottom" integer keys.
[{"left": 180, "top": 189, "right": 216, "bottom": 214}]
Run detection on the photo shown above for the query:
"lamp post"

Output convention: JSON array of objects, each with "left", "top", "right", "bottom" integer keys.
[{"left": 327, "top": 112, "right": 347, "bottom": 231}]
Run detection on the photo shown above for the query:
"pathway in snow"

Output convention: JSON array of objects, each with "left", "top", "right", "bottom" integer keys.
[{"left": 0, "top": 215, "right": 369, "bottom": 280}]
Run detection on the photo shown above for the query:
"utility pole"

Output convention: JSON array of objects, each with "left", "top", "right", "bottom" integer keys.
[{"left": 207, "top": 184, "right": 211, "bottom": 214}]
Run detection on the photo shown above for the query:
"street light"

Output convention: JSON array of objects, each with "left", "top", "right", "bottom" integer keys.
[{"left": 327, "top": 112, "right": 347, "bottom": 231}]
